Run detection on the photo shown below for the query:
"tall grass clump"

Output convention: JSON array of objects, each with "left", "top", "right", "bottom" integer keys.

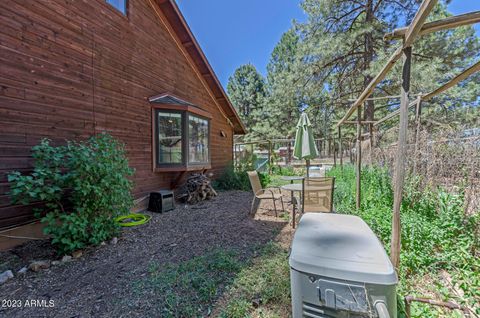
[{"left": 328, "top": 165, "right": 479, "bottom": 315}]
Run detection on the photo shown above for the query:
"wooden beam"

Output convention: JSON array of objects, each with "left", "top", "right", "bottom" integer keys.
[
  {"left": 404, "top": 0, "right": 439, "bottom": 47},
  {"left": 343, "top": 120, "right": 378, "bottom": 124},
  {"left": 373, "top": 99, "right": 418, "bottom": 126},
  {"left": 423, "top": 60, "right": 480, "bottom": 101},
  {"left": 391, "top": 46, "right": 412, "bottom": 269},
  {"left": 384, "top": 11, "right": 480, "bottom": 41},
  {"left": 336, "top": 46, "right": 403, "bottom": 127},
  {"left": 347, "top": 95, "right": 402, "bottom": 102}
]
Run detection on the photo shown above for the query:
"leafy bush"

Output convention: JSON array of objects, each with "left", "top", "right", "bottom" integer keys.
[
  {"left": 271, "top": 165, "right": 298, "bottom": 176},
  {"left": 213, "top": 162, "right": 269, "bottom": 191},
  {"left": 8, "top": 133, "right": 134, "bottom": 254},
  {"left": 327, "top": 165, "right": 480, "bottom": 315}
]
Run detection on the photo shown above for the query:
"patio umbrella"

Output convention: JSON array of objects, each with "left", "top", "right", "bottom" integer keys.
[{"left": 293, "top": 112, "right": 319, "bottom": 177}]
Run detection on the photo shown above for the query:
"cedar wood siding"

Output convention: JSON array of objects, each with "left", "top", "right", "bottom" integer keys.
[{"left": 0, "top": 0, "right": 237, "bottom": 229}]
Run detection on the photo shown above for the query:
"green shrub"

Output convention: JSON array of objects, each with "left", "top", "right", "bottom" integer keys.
[
  {"left": 271, "top": 165, "right": 297, "bottom": 176},
  {"left": 8, "top": 133, "right": 134, "bottom": 254},
  {"left": 214, "top": 163, "right": 269, "bottom": 191}
]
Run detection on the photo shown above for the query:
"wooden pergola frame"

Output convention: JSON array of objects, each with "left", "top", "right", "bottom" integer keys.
[{"left": 334, "top": 0, "right": 480, "bottom": 268}]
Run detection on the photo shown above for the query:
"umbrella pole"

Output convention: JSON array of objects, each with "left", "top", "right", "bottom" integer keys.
[{"left": 306, "top": 159, "right": 310, "bottom": 178}]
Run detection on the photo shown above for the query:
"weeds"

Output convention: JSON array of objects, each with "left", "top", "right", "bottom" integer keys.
[{"left": 328, "top": 165, "right": 480, "bottom": 316}]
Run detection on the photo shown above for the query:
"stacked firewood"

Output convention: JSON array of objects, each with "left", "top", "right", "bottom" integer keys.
[{"left": 175, "top": 173, "right": 218, "bottom": 204}]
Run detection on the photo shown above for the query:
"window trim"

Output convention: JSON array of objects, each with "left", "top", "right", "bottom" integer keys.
[{"left": 151, "top": 105, "right": 212, "bottom": 173}]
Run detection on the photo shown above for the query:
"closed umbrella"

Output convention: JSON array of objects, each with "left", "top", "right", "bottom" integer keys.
[{"left": 293, "top": 113, "right": 319, "bottom": 177}]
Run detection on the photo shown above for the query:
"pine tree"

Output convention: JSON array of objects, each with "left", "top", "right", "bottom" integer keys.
[
  {"left": 262, "top": 29, "right": 303, "bottom": 139},
  {"left": 226, "top": 64, "right": 266, "bottom": 140}
]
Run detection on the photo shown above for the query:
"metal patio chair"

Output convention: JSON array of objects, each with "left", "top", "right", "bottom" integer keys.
[
  {"left": 301, "top": 176, "right": 335, "bottom": 213},
  {"left": 247, "top": 171, "right": 284, "bottom": 217}
]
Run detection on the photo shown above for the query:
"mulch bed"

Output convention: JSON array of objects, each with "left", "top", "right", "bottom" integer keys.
[{"left": 0, "top": 190, "right": 295, "bottom": 318}]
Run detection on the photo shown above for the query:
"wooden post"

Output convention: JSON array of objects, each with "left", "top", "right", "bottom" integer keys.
[
  {"left": 356, "top": 106, "right": 362, "bottom": 210},
  {"left": 234, "top": 144, "right": 239, "bottom": 169},
  {"left": 333, "top": 136, "right": 337, "bottom": 167},
  {"left": 413, "top": 97, "right": 422, "bottom": 175},
  {"left": 349, "top": 140, "right": 353, "bottom": 163},
  {"left": 329, "top": 138, "right": 333, "bottom": 157},
  {"left": 268, "top": 140, "right": 272, "bottom": 175},
  {"left": 338, "top": 127, "right": 343, "bottom": 168},
  {"left": 391, "top": 46, "right": 412, "bottom": 269},
  {"left": 287, "top": 140, "right": 292, "bottom": 164},
  {"left": 369, "top": 123, "right": 374, "bottom": 165}
]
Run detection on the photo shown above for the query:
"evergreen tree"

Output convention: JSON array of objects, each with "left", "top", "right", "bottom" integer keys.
[
  {"left": 262, "top": 29, "right": 304, "bottom": 139},
  {"left": 227, "top": 64, "right": 266, "bottom": 140}
]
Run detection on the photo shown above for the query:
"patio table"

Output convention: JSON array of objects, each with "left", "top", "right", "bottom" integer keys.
[
  {"left": 280, "top": 176, "right": 304, "bottom": 184},
  {"left": 280, "top": 176, "right": 304, "bottom": 208},
  {"left": 280, "top": 183, "right": 303, "bottom": 228}
]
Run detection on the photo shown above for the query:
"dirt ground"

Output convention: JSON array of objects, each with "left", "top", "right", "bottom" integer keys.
[{"left": 0, "top": 190, "right": 295, "bottom": 318}]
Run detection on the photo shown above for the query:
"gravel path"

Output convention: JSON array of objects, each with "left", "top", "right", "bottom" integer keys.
[{"left": 0, "top": 190, "right": 294, "bottom": 318}]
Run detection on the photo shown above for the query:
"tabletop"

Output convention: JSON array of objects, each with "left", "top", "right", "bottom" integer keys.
[
  {"left": 280, "top": 183, "right": 303, "bottom": 192},
  {"left": 280, "top": 176, "right": 304, "bottom": 181},
  {"left": 281, "top": 183, "right": 334, "bottom": 192}
]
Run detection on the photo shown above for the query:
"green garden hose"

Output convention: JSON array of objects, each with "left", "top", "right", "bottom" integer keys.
[{"left": 115, "top": 213, "right": 151, "bottom": 227}]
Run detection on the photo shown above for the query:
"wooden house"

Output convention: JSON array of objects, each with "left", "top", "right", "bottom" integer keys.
[{"left": 0, "top": 0, "right": 245, "bottom": 234}]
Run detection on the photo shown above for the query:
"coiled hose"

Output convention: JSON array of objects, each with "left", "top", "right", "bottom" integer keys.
[{"left": 115, "top": 213, "right": 151, "bottom": 227}]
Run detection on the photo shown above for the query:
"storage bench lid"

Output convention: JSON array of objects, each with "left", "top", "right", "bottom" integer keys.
[{"left": 289, "top": 213, "right": 397, "bottom": 285}]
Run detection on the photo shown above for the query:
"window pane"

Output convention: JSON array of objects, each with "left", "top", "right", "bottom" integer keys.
[
  {"left": 106, "top": 0, "right": 127, "bottom": 15},
  {"left": 158, "top": 112, "right": 183, "bottom": 164},
  {"left": 188, "top": 115, "right": 209, "bottom": 164}
]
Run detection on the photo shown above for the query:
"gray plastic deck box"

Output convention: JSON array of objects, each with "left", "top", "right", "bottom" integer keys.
[{"left": 289, "top": 213, "right": 398, "bottom": 318}]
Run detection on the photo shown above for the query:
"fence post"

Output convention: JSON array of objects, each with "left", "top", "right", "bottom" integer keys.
[
  {"left": 391, "top": 46, "right": 412, "bottom": 269},
  {"left": 268, "top": 140, "right": 272, "bottom": 175},
  {"left": 287, "top": 140, "right": 292, "bottom": 165},
  {"left": 333, "top": 136, "right": 337, "bottom": 167},
  {"left": 234, "top": 144, "right": 238, "bottom": 169},
  {"left": 356, "top": 106, "right": 362, "bottom": 210},
  {"left": 338, "top": 127, "right": 343, "bottom": 168},
  {"left": 349, "top": 140, "right": 353, "bottom": 163}
]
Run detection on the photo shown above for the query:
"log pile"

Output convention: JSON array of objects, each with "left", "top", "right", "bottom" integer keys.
[{"left": 175, "top": 173, "right": 218, "bottom": 204}]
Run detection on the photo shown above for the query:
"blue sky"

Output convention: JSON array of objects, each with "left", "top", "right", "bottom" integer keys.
[{"left": 176, "top": 0, "right": 480, "bottom": 88}]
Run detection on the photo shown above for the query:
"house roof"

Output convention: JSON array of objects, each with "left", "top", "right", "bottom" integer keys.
[{"left": 154, "top": 0, "right": 246, "bottom": 134}]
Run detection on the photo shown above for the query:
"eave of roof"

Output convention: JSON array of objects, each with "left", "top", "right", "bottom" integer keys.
[{"left": 153, "top": 0, "right": 246, "bottom": 134}]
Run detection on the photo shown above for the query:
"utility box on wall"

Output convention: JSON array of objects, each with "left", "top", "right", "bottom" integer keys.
[
  {"left": 148, "top": 190, "right": 175, "bottom": 213},
  {"left": 289, "top": 213, "right": 398, "bottom": 318}
]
